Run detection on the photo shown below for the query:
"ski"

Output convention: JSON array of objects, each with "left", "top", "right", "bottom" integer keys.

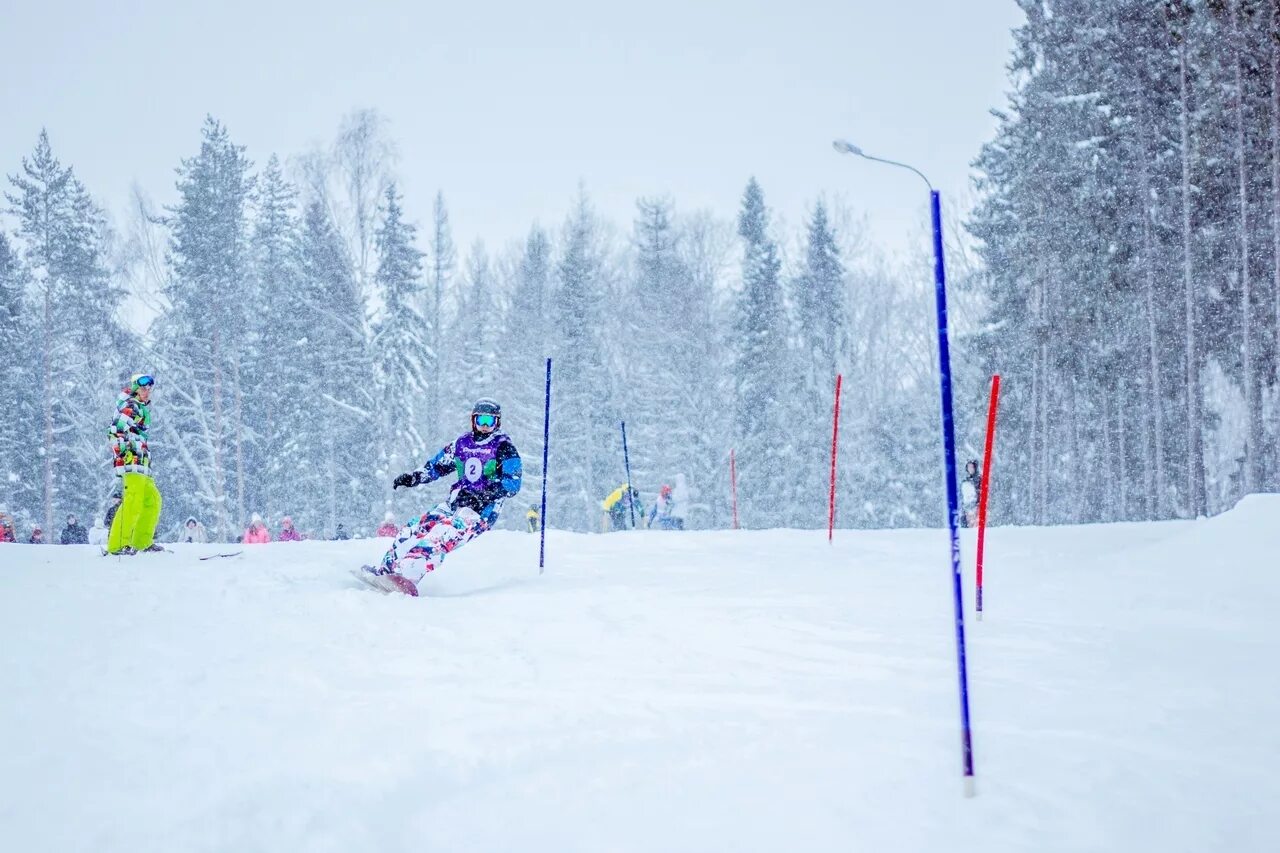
[{"left": 198, "top": 551, "right": 243, "bottom": 561}]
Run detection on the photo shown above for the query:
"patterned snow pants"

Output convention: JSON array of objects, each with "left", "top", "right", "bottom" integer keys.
[{"left": 378, "top": 504, "right": 489, "bottom": 582}]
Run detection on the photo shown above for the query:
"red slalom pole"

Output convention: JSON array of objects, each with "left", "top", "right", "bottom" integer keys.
[
  {"left": 976, "top": 374, "right": 1001, "bottom": 619},
  {"left": 730, "top": 449, "right": 740, "bottom": 530},
  {"left": 828, "top": 373, "right": 843, "bottom": 541}
]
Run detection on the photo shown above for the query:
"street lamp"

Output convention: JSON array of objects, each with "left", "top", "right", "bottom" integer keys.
[{"left": 833, "top": 139, "right": 976, "bottom": 798}]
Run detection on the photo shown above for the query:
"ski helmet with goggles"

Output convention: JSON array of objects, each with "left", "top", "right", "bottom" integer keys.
[
  {"left": 129, "top": 374, "right": 155, "bottom": 394},
  {"left": 471, "top": 398, "right": 501, "bottom": 433}
]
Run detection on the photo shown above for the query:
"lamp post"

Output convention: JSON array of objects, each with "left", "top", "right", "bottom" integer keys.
[{"left": 833, "top": 139, "right": 976, "bottom": 797}]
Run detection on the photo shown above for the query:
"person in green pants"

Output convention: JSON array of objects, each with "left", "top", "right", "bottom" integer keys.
[{"left": 107, "top": 374, "right": 163, "bottom": 555}]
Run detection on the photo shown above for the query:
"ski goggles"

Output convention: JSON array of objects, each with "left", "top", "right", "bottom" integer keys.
[
  {"left": 474, "top": 413, "right": 498, "bottom": 429},
  {"left": 135, "top": 375, "right": 154, "bottom": 388}
]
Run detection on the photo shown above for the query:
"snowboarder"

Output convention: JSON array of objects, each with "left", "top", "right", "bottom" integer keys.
[
  {"left": 961, "top": 460, "right": 982, "bottom": 528},
  {"left": 107, "top": 374, "right": 164, "bottom": 555},
  {"left": 60, "top": 514, "right": 88, "bottom": 545},
  {"left": 357, "top": 398, "right": 522, "bottom": 596}
]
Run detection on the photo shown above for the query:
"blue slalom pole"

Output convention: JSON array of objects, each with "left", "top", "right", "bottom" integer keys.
[
  {"left": 620, "top": 421, "right": 637, "bottom": 529},
  {"left": 932, "top": 190, "right": 976, "bottom": 796},
  {"left": 539, "top": 358, "right": 551, "bottom": 573}
]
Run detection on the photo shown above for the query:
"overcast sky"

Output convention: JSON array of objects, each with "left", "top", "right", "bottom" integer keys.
[{"left": 3, "top": 0, "right": 1023, "bottom": 273}]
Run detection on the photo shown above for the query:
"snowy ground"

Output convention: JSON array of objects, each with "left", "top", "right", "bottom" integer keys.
[{"left": 2, "top": 498, "right": 1277, "bottom": 852}]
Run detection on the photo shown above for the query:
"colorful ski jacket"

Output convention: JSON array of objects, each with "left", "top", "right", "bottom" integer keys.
[
  {"left": 411, "top": 431, "right": 522, "bottom": 525},
  {"left": 109, "top": 389, "right": 151, "bottom": 475}
]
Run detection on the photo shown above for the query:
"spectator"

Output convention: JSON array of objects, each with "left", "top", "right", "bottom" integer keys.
[
  {"left": 601, "top": 484, "right": 643, "bottom": 532},
  {"left": 28, "top": 527, "right": 45, "bottom": 544},
  {"left": 243, "top": 513, "right": 271, "bottom": 544},
  {"left": 60, "top": 514, "right": 89, "bottom": 545},
  {"left": 278, "top": 516, "right": 303, "bottom": 542},
  {"left": 88, "top": 520, "right": 108, "bottom": 547},
  {"left": 332, "top": 523, "right": 350, "bottom": 541},
  {"left": 104, "top": 489, "right": 123, "bottom": 531},
  {"left": 375, "top": 512, "right": 399, "bottom": 538},
  {"left": 0, "top": 510, "right": 15, "bottom": 543},
  {"left": 961, "top": 460, "right": 982, "bottom": 528},
  {"left": 526, "top": 504, "right": 540, "bottom": 533},
  {"left": 176, "top": 516, "right": 208, "bottom": 544},
  {"left": 669, "top": 473, "right": 691, "bottom": 530}
]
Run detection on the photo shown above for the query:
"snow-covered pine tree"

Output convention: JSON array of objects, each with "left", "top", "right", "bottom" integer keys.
[
  {"left": 792, "top": 200, "right": 848, "bottom": 527},
  {"left": 730, "top": 178, "right": 788, "bottom": 528},
  {"left": 371, "top": 182, "right": 431, "bottom": 512},
  {"left": 547, "top": 193, "right": 619, "bottom": 531},
  {"left": 426, "top": 191, "right": 456, "bottom": 442},
  {"left": 0, "top": 231, "right": 37, "bottom": 518},
  {"left": 249, "top": 154, "right": 302, "bottom": 525},
  {"left": 451, "top": 241, "right": 502, "bottom": 416},
  {"left": 156, "top": 117, "right": 255, "bottom": 539},
  {"left": 5, "top": 130, "right": 129, "bottom": 533},
  {"left": 288, "top": 199, "right": 380, "bottom": 537}
]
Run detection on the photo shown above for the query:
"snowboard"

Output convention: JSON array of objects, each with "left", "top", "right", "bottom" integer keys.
[{"left": 350, "top": 566, "right": 419, "bottom": 597}]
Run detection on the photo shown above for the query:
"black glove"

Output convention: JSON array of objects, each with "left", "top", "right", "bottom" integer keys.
[{"left": 393, "top": 471, "right": 419, "bottom": 490}]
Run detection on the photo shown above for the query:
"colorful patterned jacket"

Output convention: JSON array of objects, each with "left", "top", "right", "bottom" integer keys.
[
  {"left": 410, "top": 431, "right": 522, "bottom": 525},
  {"left": 109, "top": 389, "right": 151, "bottom": 475}
]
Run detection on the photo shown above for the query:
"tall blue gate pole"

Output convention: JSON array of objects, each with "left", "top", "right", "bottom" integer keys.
[
  {"left": 621, "top": 421, "right": 637, "bottom": 529},
  {"left": 832, "top": 140, "right": 975, "bottom": 797},
  {"left": 539, "top": 358, "right": 552, "bottom": 574},
  {"left": 931, "top": 190, "right": 976, "bottom": 797}
]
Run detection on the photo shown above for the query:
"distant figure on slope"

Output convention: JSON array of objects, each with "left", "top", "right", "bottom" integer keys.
[
  {"left": 60, "top": 514, "right": 88, "bottom": 545},
  {"left": 526, "top": 504, "right": 540, "bottom": 533},
  {"left": 376, "top": 512, "right": 399, "bottom": 538},
  {"left": 960, "top": 460, "right": 982, "bottom": 528},
  {"left": 176, "top": 516, "right": 208, "bottom": 544},
  {"left": 277, "top": 516, "right": 303, "bottom": 542},
  {"left": 107, "top": 374, "right": 164, "bottom": 555},
  {"left": 0, "top": 510, "right": 15, "bottom": 543},
  {"left": 243, "top": 513, "right": 271, "bottom": 544},
  {"left": 104, "top": 489, "right": 123, "bottom": 531},
  {"left": 28, "top": 526, "right": 45, "bottom": 544},
  {"left": 333, "top": 524, "right": 350, "bottom": 541},
  {"left": 356, "top": 398, "right": 521, "bottom": 597},
  {"left": 601, "top": 484, "right": 643, "bottom": 532},
  {"left": 648, "top": 485, "right": 679, "bottom": 530}
]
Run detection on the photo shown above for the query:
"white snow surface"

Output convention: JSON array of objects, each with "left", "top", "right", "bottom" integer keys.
[{"left": 2, "top": 497, "right": 1278, "bottom": 852}]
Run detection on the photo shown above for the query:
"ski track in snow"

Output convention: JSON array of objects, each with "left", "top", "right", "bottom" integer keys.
[{"left": 1, "top": 498, "right": 1278, "bottom": 852}]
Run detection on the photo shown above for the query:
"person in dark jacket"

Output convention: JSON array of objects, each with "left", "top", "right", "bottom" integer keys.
[
  {"left": 60, "top": 514, "right": 89, "bottom": 544},
  {"left": 28, "top": 527, "right": 45, "bottom": 544},
  {"left": 961, "top": 459, "right": 982, "bottom": 528},
  {"left": 104, "top": 490, "right": 123, "bottom": 530}
]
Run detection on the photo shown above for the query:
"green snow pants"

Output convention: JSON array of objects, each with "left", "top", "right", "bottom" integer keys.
[{"left": 108, "top": 472, "right": 162, "bottom": 553}]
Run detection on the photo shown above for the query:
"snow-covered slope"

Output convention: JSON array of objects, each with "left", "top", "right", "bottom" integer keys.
[{"left": 2, "top": 499, "right": 1278, "bottom": 852}]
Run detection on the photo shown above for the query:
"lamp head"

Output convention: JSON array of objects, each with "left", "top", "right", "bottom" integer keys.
[{"left": 832, "top": 139, "right": 864, "bottom": 157}]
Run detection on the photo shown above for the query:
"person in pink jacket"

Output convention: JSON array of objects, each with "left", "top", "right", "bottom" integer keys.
[
  {"left": 243, "top": 513, "right": 271, "bottom": 544},
  {"left": 277, "top": 516, "right": 303, "bottom": 542},
  {"left": 375, "top": 511, "right": 399, "bottom": 537}
]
